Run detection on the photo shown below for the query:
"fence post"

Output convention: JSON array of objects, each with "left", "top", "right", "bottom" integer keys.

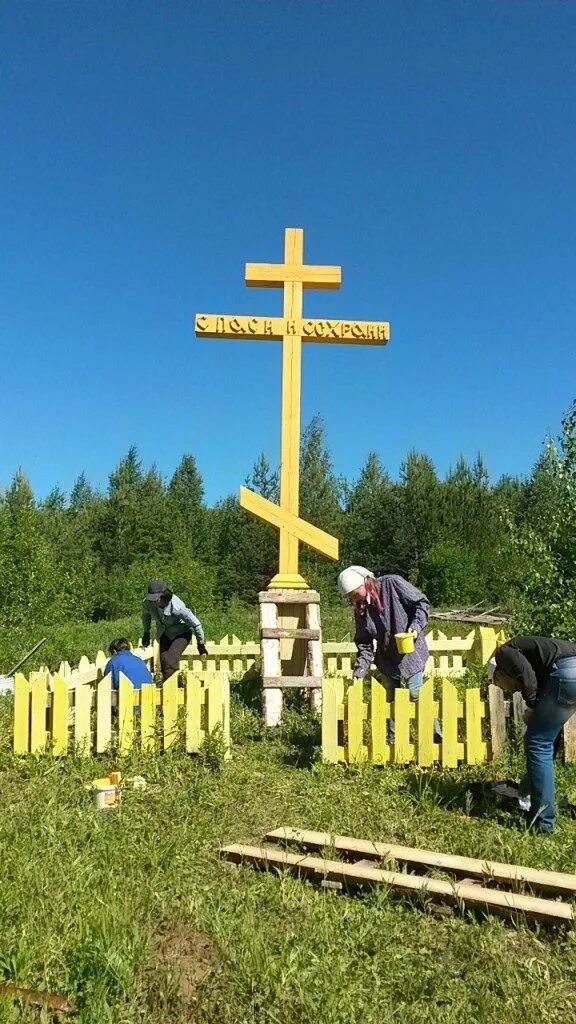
[{"left": 471, "top": 626, "right": 499, "bottom": 668}]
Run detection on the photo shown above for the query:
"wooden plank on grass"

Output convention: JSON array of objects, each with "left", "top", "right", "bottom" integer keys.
[
  {"left": 265, "top": 827, "right": 576, "bottom": 897},
  {"left": 220, "top": 844, "right": 573, "bottom": 924}
]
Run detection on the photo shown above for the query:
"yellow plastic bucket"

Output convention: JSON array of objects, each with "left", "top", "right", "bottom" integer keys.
[{"left": 395, "top": 632, "right": 415, "bottom": 654}]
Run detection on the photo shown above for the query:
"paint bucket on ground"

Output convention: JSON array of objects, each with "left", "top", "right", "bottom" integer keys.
[
  {"left": 395, "top": 632, "right": 415, "bottom": 654},
  {"left": 88, "top": 773, "right": 122, "bottom": 810}
]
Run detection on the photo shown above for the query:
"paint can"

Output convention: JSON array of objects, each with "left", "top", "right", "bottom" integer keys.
[
  {"left": 395, "top": 632, "right": 415, "bottom": 654},
  {"left": 88, "top": 772, "right": 122, "bottom": 810}
]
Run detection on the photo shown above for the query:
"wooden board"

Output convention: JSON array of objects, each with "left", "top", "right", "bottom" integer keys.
[
  {"left": 220, "top": 844, "right": 573, "bottom": 924},
  {"left": 265, "top": 827, "right": 576, "bottom": 896}
]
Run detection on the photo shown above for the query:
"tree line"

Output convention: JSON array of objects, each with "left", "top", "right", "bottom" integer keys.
[{"left": 1, "top": 406, "right": 575, "bottom": 638}]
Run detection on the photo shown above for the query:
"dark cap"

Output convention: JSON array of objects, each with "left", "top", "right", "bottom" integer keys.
[{"left": 145, "top": 579, "right": 168, "bottom": 603}]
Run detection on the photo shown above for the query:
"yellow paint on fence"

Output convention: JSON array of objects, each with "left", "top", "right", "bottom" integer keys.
[
  {"left": 323, "top": 677, "right": 488, "bottom": 768},
  {"left": 52, "top": 675, "right": 68, "bottom": 756},
  {"left": 118, "top": 674, "right": 133, "bottom": 755},
  {"left": 440, "top": 678, "right": 464, "bottom": 768},
  {"left": 163, "top": 673, "right": 179, "bottom": 750},
  {"left": 370, "top": 678, "right": 390, "bottom": 764},
  {"left": 13, "top": 668, "right": 230, "bottom": 759},
  {"left": 96, "top": 675, "right": 112, "bottom": 753},
  {"left": 465, "top": 688, "right": 488, "bottom": 764},
  {"left": 13, "top": 673, "right": 30, "bottom": 755},
  {"left": 346, "top": 679, "right": 367, "bottom": 763},
  {"left": 140, "top": 683, "right": 156, "bottom": 752},
  {"left": 31, "top": 675, "right": 48, "bottom": 754}
]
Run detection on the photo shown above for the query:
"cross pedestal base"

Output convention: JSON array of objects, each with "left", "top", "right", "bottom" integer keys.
[{"left": 258, "top": 589, "right": 324, "bottom": 726}]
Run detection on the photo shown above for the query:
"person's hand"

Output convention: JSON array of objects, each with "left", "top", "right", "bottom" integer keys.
[
  {"left": 409, "top": 628, "right": 418, "bottom": 639},
  {"left": 197, "top": 642, "right": 208, "bottom": 657},
  {"left": 141, "top": 633, "right": 151, "bottom": 647}
]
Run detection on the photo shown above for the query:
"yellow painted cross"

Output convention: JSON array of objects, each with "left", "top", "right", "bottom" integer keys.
[{"left": 195, "top": 227, "right": 389, "bottom": 589}]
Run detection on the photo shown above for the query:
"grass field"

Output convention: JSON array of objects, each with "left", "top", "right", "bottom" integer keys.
[{"left": 1, "top": 684, "right": 576, "bottom": 1024}]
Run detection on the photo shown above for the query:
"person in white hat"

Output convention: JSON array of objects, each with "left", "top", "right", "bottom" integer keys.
[{"left": 337, "top": 566, "right": 440, "bottom": 740}]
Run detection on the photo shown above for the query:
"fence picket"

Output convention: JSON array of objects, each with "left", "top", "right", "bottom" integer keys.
[
  {"left": 140, "top": 683, "right": 156, "bottom": 752},
  {"left": 163, "top": 673, "right": 179, "bottom": 750},
  {"left": 370, "top": 678, "right": 390, "bottom": 764},
  {"left": 52, "top": 675, "right": 69, "bottom": 756},
  {"left": 440, "top": 679, "right": 463, "bottom": 768},
  {"left": 322, "top": 680, "right": 340, "bottom": 763},
  {"left": 346, "top": 679, "right": 366, "bottom": 763},
  {"left": 30, "top": 675, "right": 48, "bottom": 754},
  {"left": 13, "top": 674, "right": 30, "bottom": 755},
  {"left": 96, "top": 675, "right": 112, "bottom": 753},
  {"left": 74, "top": 683, "right": 92, "bottom": 756},
  {"left": 393, "top": 688, "right": 415, "bottom": 763},
  {"left": 417, "top": 679, "right": 439, "bottom": 767},
  {"left": 465, "top": 689, "right": 488, "bottom": 764}
]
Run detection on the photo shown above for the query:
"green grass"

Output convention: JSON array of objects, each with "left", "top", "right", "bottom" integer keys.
[{"left": 1, "top": 690, "right": 576, "bottom": 1023}]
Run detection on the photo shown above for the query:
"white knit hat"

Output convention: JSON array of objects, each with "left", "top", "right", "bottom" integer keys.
[{"left": 337, "top": 565, "right": 375, "bottom": 597}]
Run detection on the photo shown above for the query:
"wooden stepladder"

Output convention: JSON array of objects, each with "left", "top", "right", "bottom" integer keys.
[{"left": 260, "top": 589, "right": 323, "bottom": 726}]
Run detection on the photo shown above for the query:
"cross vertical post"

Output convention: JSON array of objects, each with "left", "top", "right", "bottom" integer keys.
[{"left": 278, "top": 228, "right": 304, "bottom": 588}]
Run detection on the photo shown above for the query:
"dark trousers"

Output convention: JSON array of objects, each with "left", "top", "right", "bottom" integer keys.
[{"left": 159, "top": 631, "right": 192, "bottom": 680}]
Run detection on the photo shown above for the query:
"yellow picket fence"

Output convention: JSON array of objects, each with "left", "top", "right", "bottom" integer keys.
[
  {"left": 322, "top": 677, "right": 488, "bottom": 767},
  {"left": 13, "top": 670, "right": 231, "bottom": 758}
]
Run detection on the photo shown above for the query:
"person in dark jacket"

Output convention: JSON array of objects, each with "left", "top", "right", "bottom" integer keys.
[
  {"left": 337, "top": 565, "right": 440, "bottom": 740},
  {"left": 490, "top": 635, "right": 576, "bottom": 832},
  {"left": 104, "top": 638, "right": 153, "bottom": 690},
  {"left": 141, "top": 579, "right": 207, "bottom": 680}
]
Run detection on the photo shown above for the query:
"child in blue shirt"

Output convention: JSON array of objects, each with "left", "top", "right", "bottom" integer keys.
[{"left": 104, "top": 638, "right": 153, "bottom": 689}]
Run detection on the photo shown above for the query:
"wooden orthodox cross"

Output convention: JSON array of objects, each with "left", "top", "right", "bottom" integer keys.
[{"left": 195, "top": 227, "right": 389, "bottom": 590}]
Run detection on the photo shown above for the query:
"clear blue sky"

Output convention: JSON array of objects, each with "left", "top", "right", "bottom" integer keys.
[{"left": 1, "top": 0, "right": 575, "bottom": 503}]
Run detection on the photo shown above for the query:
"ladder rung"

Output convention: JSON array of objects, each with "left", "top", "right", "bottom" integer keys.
[
  {"left": 261, "top": 628, "right": 320, "bottom": 640},
  {"left": 262, "top": 676, "right": 323, "bottom": 688}
]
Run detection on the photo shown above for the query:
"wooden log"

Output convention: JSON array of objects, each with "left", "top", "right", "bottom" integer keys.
[
  {"left": 264, "top": 827, "right": 576, "bottom": 897},
  {"left": 220, "top": 844, "right": 573, "bottom": 924}
]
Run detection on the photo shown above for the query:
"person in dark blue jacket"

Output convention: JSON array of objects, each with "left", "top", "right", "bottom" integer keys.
[{"left": 104, "top": 638, "right": 153, "bottom": 689}]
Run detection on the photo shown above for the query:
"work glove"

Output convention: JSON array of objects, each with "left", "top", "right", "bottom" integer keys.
[
  {"left": 197, "top": 642, "right": 208, "bottom": 657},
  {"left": 141, "top": 633, "right": 151, "bottom": 647}
]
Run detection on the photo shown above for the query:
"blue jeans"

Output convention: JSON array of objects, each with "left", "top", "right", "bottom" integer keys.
[
  {"left": 381, "top": 671, "right": 442, "bottom": 742},
  {"left": 521, "top": 657, "right": 576, "bottom": 832}
]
